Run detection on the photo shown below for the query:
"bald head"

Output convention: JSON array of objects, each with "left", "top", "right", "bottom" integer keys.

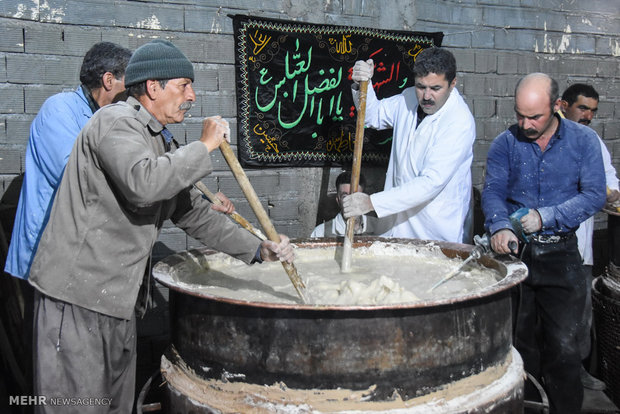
[
  {"left": 514, "top": 73, "right": 560, "bottom": 141},
  {"left": 515, "top": 73, "right": 559, "bottom": 111}
]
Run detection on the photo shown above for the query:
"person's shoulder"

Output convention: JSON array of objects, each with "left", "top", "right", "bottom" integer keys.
[
  {"left": 442, "top": 88, "right": 474, "bottom": 119},
  {"left": 39, "top": 88, "right": 85, "bottom": 112},
  {"left": 560, "top": 118, "right": 599, "bottom": 146},
  {"left": 33, "top": 88, "right": 88, "bottom": 128},
  {"left": 93, "top": 100, "right": 138, "bottom": 123},
  {"left": 488, "top": 124, "right": 519, "bottom": 147}
]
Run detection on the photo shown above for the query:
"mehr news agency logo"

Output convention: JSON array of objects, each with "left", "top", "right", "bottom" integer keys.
[{"left": 9, "top": 395, "right": 112, "bottom": 407}]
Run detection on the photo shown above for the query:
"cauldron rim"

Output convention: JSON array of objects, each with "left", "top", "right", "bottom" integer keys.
[{"left": 152, "top": 236, "right": 528, "bottom": 311}]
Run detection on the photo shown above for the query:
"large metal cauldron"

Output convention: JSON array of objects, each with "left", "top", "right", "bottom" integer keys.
[{"left": 153, "top": 237, "right": 528, "bottom": 404}]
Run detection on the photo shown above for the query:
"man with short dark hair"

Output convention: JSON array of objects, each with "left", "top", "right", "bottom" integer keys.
[
  {"left": 483, "top": 73, "right": 606, "bottom": 413},
  {"left": 311, "top": 171, "right": 383, "bottom": 237},
  {"left": 3, "top": 42, "right": 131, "bottom": 399},
  {"left": 28, "top": 39, "right": 295, "bottom": 413},
  {"left": 5, "top": 41, "right": 132, "bottom": 280},
  {"left": 560, "top": 83, "right": 619, "bottom": 392},
  {"left": 561, "top": 83, "right": 599, "bottom": 126},
  {"left": 342, "top": 47, "right": 475, "bottom": 243}
]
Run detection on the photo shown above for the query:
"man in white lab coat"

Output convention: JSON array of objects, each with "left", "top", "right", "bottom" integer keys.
[
  {"left": 343, "top": 47, "right": 475, "bottom": 243},
  {"left": 560, "top": 83, "right": 619, "bottom": 392}
]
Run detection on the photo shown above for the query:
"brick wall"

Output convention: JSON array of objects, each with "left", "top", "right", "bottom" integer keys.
[{"left": 0, "top": 0, "right": 618, "bottom": 401}]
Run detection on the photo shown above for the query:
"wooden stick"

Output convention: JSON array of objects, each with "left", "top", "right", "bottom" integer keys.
[
  {"left": 219, "top": 141, "right": 311, "bottom": 303},
  {"left": 341, "top": 80, "right": 369, "bottom": 273},
  {"left": 193, "top": 181, "right": 267, "bottom": 241}
]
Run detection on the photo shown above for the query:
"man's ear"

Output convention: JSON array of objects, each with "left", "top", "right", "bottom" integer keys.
[
  {"left": 145, "top": 79, "right": 160, "bottom": 100},
  {"left": 101, "top": 72, "right": 114, "bottom": 91},
  {"left": 559, "top": 99, "right": 569, "bottom": 112}
]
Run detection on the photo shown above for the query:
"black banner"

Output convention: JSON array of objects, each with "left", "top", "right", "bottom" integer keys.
[{"left": 233, "top": 15, "right": 443, "bottom": 167}]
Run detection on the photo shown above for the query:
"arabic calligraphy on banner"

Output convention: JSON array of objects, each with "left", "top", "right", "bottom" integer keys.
[{"left": 233, "top": 15, "right": 443, "bottom": 167}]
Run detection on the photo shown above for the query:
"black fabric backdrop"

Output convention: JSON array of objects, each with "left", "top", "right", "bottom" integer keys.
[{"left": 233, "top": 15, "right": 443, "bottom": 167}]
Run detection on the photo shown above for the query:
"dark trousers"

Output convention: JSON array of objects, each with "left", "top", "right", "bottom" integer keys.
[
  {"left": 33, "top": 292, "right": 136, "bottom": 414},
  {"left": 515, "top": 236, "right": 585, "bottom": 414}
]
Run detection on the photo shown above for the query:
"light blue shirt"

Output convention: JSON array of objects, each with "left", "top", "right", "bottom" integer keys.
[{"left": 5, "top": 86, "right": 94, "bottom": 279}]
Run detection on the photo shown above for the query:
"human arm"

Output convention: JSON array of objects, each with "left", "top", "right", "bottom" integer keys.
[
  {"left": 370, "top": 95, "right": 475, "bottom": 217},
  {"left": 597, "top": 135, "right": 620, "bottom": 204},
  {"left": 482, "top": 132, "right": 516, "bottom": 236},
  {"left": 536, "top": 131, "right": 606, "bottom": 232},
  {"left": 598, "top": 135, "right": 619, "bottom": 192},
  {"left": 351, "top": 59, "right": 407, "bottom": 132},
  {"left": 96, "top": 105, "right": 227, "bottom": 207},
  {"left": 171, "top": 187, "right": 263, "bottom": 264}
]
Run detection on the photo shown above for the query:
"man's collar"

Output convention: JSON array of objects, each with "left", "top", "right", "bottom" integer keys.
[
  {"left": 81, "top": 85, "right": 100, "bottom": 113},
  {"left": 126, "top": 96, "right": 165, "bottom": 135}
]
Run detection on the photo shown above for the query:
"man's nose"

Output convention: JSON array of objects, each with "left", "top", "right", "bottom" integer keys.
[
  {"left": 187, "top": 84, "right": 196, "bottom": 101},
  {"left": 583, "top": 110, "right": 594, "bottom": 121}
]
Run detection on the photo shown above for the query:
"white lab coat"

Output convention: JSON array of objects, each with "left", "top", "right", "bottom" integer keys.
[
  {"left": 576, "top": 135, "right": 619, "bottom": 265},
  {"left": 352, "top": 85, "right": 475, "bottom": 242},
  {"left": 311, "top": 213, "right": 369, "bottom": 238}
]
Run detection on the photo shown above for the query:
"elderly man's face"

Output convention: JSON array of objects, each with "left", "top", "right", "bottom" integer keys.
[{"left": 153, "top": 78, "right": 196, "bottom": 125}]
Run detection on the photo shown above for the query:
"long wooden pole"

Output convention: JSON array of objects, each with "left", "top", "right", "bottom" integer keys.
[
  {"left": 219, "top": 141, "right": 311, "bottom": 303},
  {"left": 193, "top": 181, "right": 267, "bottom": 241},
  {"left": 341, "top": 80, "right": 369, "bottom": 273}
]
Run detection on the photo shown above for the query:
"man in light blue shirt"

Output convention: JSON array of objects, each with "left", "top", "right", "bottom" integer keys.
[{"left": 5, "top": 42, "right": 132, "bottom": 279}]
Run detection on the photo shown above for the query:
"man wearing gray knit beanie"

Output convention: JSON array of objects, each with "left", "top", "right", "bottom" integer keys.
[{"left": 29, "top": 39, "right": 295, "bottom": 413}]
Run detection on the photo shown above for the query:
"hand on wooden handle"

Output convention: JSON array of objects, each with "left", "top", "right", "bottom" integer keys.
[
  {"left": 200, "top": 116, "right": 230, "bottom": 152},
  {"left": 259, "top": 234, "right": 295, "bottom": 264},
  {"left": 210, "top": 191, "right": 235, "bottom": 214}
]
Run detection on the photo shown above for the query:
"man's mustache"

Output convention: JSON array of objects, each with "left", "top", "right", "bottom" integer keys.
[{"left": 179, "top": 101, "right": 192, "bottom": 111}]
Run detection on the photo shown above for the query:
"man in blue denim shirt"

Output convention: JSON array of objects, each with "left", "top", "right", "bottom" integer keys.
[{"left": 482, "top": 73, "right": 606, "bottom": 413}]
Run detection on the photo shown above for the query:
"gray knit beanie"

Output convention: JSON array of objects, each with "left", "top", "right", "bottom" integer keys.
[{"left": 124, "top": 39, "right": 194, "bottom": 87}]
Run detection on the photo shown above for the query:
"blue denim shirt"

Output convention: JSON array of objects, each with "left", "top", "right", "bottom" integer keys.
[
  {"left": 482, "top": 115, "right": 606, "bottom": 237},
  {"left": 4, "top": 86, "right": 94, "bottom": 279}
]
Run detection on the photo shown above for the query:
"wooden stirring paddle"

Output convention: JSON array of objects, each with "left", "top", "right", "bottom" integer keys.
[{"left": 219, "top": 141, "right": 311, "bottom": 304}]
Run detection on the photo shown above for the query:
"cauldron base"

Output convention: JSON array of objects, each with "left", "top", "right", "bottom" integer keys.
[{"left": 160, "top": 347, "right": 524, "bottom": 414}]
